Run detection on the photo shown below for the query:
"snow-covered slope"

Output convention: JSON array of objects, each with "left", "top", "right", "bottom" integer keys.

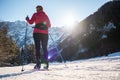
[
  {"left": 108, "top": 52, "right": 120, "bottom": 57},
  {"left": 0, "top": 52, "right": 120, "bottom": 80}
]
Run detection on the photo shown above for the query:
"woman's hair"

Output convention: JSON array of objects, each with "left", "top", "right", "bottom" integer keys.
[{"left": 36, "top": 5, "right": 43, "bottom": 11}]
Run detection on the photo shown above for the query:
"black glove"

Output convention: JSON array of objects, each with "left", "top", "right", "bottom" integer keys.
[{"left": 26, "top": 16, "right": 29, "bottom": 20}]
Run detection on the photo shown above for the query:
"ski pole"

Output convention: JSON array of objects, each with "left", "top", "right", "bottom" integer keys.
[
  {"left": 21, "top": 47, "right": 24, "bottom": 71},
  {"left": 49, "top": 33, "right": 67, "bottom": 67},
  {"left": 21, "top": 23, "right": 28, "bottom": 72}
]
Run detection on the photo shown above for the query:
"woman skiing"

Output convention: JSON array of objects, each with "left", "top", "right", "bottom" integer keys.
[{"left": 26, "top": 5, "right": 51, "bottom": 70}]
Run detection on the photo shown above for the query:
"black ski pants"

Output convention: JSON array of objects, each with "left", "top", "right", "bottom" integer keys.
[{"left": 33, "top": 33, "right": 48, "bottom": 63}]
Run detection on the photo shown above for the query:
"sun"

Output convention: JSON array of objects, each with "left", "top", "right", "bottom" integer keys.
[
  {"left": 63, "top": 14, "right": 75, "bottom": 26},
  {"left": 62, "top": 13, "right": 76, "bottom": 31}
]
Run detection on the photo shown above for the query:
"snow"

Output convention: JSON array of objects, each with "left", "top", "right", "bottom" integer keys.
[
  {"left": 0, "top": 52, "right": 120, "bottom": 80},
  {"left": 103, "top": 22, "right": 116, "bottom": 31},
  {"left": 108, "top": 52, "right": 120, "bottom": 57},
  {"left": 101, "top": 34, "right": 107, "bottom": 39},
  {"left": 6, "top": 21, "right": 66, "bottom": 48}
]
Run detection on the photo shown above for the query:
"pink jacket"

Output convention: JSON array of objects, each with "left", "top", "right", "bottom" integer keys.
[{"left": 26, "top": 11, "right": 51, "bottom": 34}]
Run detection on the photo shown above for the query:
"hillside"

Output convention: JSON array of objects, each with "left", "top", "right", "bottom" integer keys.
[
  {"left": 57, "top": 1, "right": 120, "bottom": 61},
  {"left": 0, "top": 22, "right": 19, "bottom": 66}
]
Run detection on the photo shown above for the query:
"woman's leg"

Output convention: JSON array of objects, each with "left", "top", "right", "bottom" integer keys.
[
  {"left": 33, "top": 33, "right": 41, "bottom": 68},
  {"left": 41, "top": 34, "right": 49, "bottom": 69},
  {"left": 41, "top": 34, "right": 48, "bottom": 60}
]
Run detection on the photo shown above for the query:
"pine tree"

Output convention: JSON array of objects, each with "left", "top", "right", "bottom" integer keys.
[{"left": 0, "top": 22, "right": 19, "bottom": 66}]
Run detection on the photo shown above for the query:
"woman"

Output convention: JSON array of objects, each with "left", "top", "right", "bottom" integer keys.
[{"left": 26, "top": 5, "right": 51, "bottom": 69}]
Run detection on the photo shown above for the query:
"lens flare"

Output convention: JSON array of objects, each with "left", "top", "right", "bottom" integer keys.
[{"left": 48, "top": 49, "right": 58, "bottom": 61}]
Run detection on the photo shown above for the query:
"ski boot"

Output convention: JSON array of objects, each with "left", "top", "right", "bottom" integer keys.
[
  {"left": 42, "top": 58, "right": 49, "bottom": 70},
  {"left": 34, "top": 59, "right": 41, "bottom": 70},
  {"left": 34, "top": 64, "right": 41, "bottom": 70},
  {"left": 43, "top": 61, "right": 49, "bottom": 69}
]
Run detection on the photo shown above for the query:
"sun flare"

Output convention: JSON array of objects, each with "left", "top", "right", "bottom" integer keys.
[
  {"left": 62, "top": 13, "right": 76, "bottom": 31},
  {"left": 63, "top": 14, "right": 75, "bottom": 26}
]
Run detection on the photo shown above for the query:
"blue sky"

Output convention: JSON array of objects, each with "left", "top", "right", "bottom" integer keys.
[{"left": 0, "top": 0, "right": 109, "bottom": 27}]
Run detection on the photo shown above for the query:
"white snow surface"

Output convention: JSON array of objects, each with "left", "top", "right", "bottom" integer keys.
[
  {"left": 108, "top": 52, "right": 120, "bottom": 57},
  {"left": 0, "top": 52, "right": 120, "bottom": 80}
]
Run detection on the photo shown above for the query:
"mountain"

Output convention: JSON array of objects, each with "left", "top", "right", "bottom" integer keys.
[
  {"left": 57, "top": 1, "right": 120, "bottom": 61},
  {"left": 1, "top": 1, "right": 120, "bottom": 66},
  {"left": 5, "top": 20, "right": 65, "bottom": 48},
  {"left": 0, "top": 20, "right": 68, "bottom": 66}
]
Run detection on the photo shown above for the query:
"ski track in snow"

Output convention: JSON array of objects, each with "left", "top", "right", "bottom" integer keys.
[{"left": 0, "top": 56, "right": 120, "bottom": 80}]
